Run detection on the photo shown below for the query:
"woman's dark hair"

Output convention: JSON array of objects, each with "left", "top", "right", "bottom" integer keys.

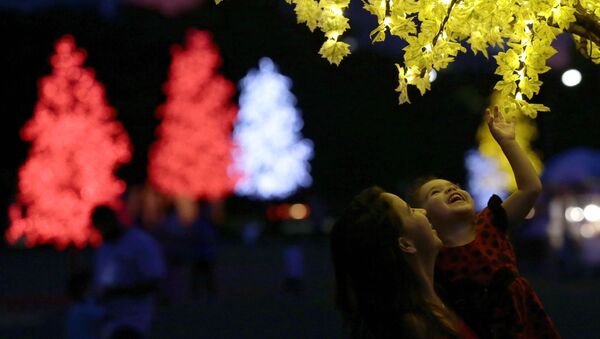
[{"left": 330, "top": 186, "right": 458, "bottom": 338}]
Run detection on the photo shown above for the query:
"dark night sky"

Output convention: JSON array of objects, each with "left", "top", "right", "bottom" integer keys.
[{"left": 1, "top": 0, "right": 599, "bottom": 219}]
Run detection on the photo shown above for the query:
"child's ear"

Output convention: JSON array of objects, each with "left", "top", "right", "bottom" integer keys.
[{"left": 398, "top": 237, "right": 417, "bottom": 254}]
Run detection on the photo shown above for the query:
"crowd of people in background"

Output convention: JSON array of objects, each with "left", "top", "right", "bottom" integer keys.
[{"left": 65, "top": 185, "right": 222, "bottom": 339}]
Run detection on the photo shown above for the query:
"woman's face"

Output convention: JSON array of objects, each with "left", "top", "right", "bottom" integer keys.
[{"left": 381, "top": 193, "right": 442, "bottom": 251}]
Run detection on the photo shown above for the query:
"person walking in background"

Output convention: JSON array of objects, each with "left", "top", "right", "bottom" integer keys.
[
  {"left": 65, "top": 269, "right": 106, "bottom": 339},
  {"left": 90, "top": 205, "right": 166, "bottom": 338},
  {"left": 154, "top": 197, "right": 219, "bottom": 302}
]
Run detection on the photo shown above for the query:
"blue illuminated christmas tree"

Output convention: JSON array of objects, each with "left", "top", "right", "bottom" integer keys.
[
  {"left": 233, "top": 57, "right": 313, "bottom": 200},
  {"left": 465, "top": 149, "right": 509, "bottom": 210}
]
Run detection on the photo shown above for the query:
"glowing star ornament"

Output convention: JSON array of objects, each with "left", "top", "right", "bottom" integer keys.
[
  {"left": 232, "top": 57, "right": 313, "bottom": 200},
  {"left": 465, "top": 149, "right": 509, "bottom": 210},
  {"left": 6, "top": 35, "right": 132, "bottom": 249},
  {"left": 216, "top": 0, "right": 600, "bottom": 117},
  {"left": 149, "top": 29, "right": 239, "bottom": 200}
]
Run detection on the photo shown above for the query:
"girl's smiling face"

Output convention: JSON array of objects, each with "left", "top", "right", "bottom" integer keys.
[{"left": 417, "top": 179, "right": 476, "bottom": 230}]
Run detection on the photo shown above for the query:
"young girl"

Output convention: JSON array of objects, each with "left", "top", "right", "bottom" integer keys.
[
  {"left": 411, "top": 106, "right": 560, "bottom": 338},
  {"left": 331, "top": 186, "right": 478, "bottom": 338}
]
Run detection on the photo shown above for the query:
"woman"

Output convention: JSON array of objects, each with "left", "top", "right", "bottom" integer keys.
[{"left": 330, "top": 186, "right": 477, "bottom": 338}]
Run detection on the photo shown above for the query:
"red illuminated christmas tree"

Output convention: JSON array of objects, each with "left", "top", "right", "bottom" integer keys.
[
  {"left": 149, "top": 29, "right": 239, "bottom": 200},
  {"left": 6, "top": 35, "right": 132, "bottom": 249}
]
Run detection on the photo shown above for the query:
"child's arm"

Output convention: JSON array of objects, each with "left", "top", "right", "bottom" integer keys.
[{"left": 487, "top": 106, "right": 542, "bottom": 230}]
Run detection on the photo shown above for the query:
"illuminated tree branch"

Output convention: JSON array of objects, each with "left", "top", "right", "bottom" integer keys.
[
  {"left": 216, "top": 0, "right": 600, "bottom": 117},
  {"left": 568, "top": 10, "right": 600, "bottom": 46},
  {"left": 433, "top": 0, "right": 461, "bottom": 46}
]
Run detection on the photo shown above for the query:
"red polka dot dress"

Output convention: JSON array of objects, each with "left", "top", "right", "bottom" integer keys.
[{"left": 435, "top": 195, "right": 561, "bottom": 339}]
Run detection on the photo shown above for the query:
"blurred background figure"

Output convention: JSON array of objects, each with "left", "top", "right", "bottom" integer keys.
[
  {"left": 281, "top": 242, "right": 305, "bottom": 294},
  {"left": 65, "top": 269, "right": 105, "bottom": 339},
  {"left": 90, "top": 205, "right": 166, "bottom": 338},
  {"left": 126, "top": 184, "right": 169, "bottom": 231},
  {"left": 541, "top": 148, "right": 600, "bottom": 277},
  {"left": 153, "top": 197, "right": 220, "bottom": 303},
  {"left": 179, "top": 197, "right": 220, "bottom": 300},
  {"left": 277, "top": 201, "right": 313, "bottom": 295}
]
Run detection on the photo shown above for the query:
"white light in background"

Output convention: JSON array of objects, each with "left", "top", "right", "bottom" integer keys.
[
  {"left": 580, "top": 223, "right": 596, "bottom": 238},
  {"left": 583, "top": 204, "right": 600, "bottom": 222},
  {"left": 561, "top": 69, "right": 582, "bottom": 87},
  {"left": 565, "top": 206, "right": 585, "bottom": 222}
]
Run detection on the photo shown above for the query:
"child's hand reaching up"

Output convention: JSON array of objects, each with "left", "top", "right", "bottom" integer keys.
[
  {"left": 484, "top": 105, "right": 541, "bottom": 230},
  {"left": 487, "top": 105, "right": 516, "bottom": 144}
]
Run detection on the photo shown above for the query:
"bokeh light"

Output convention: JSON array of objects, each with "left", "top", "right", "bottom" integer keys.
[
  {"left": 565, "top": 206, "right": 585, "bottom": 222},
  {"left": 561, "top": 69, "right": 582, "bottom": 87},
  {"left": 583, "top": 204, "right": 600, "bottom": 222}
]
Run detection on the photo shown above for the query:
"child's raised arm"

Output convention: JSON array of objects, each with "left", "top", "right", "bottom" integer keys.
[{"left": 487, "top": 106, "right": 542, "bottom": 231}]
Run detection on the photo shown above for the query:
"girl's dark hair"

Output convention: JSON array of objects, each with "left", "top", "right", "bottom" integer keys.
[
  {"left": 407, "top": 176, "right": 439, "bottom": 208},
  {"left": 330, "top": 186, "right": 458, "bottom": 339}
]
